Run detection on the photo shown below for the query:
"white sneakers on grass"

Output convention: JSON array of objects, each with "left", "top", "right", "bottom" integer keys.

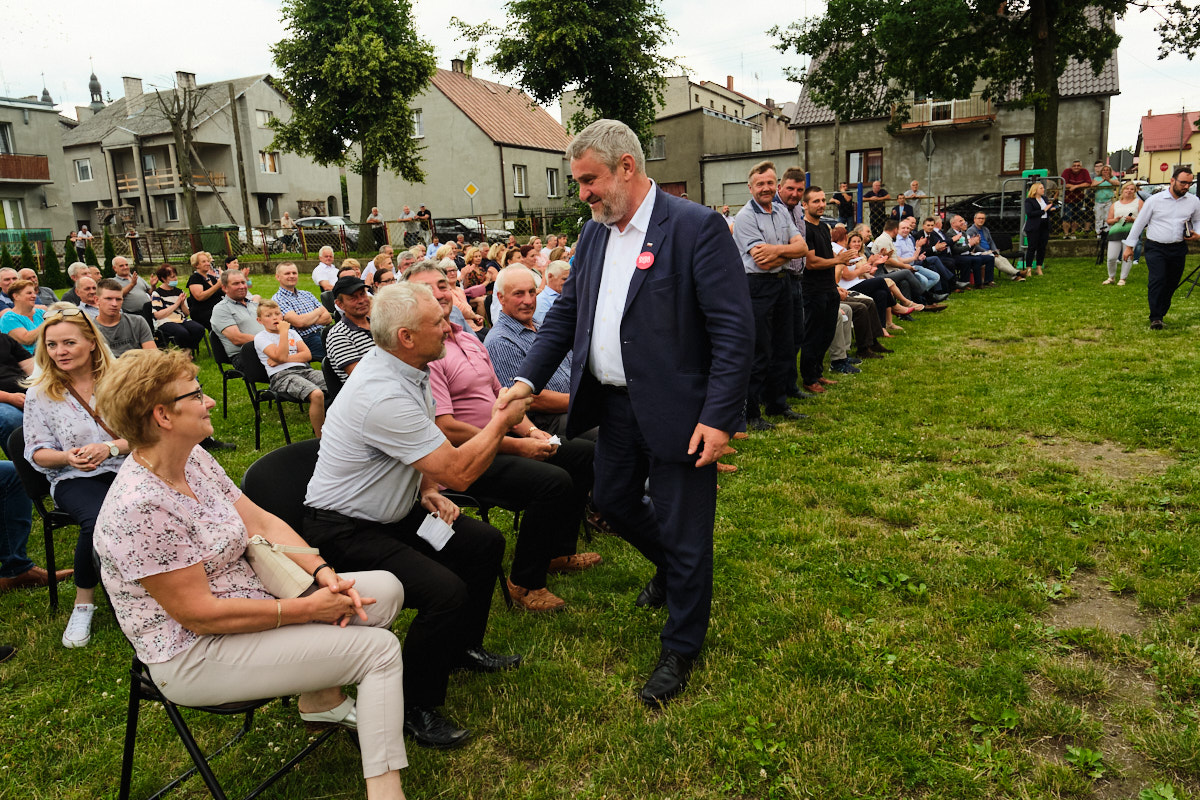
[{"left": 62, "top": 604, "right": 96, "bottom": 648}]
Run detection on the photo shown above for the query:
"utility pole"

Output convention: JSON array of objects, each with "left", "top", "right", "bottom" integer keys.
[{"left": 229, "top": 83, "right": 253, "bottom": 231}]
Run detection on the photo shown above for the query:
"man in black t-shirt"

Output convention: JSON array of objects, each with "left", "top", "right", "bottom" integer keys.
[{"left": 800, "top": 187, "right": 852, "bottom": 394}]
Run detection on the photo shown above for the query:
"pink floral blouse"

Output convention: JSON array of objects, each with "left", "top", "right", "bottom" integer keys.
[{"left": 94, "top": 446, "right": 272, "bottom": 663}]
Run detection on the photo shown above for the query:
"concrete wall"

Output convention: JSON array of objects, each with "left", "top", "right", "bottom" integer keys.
[
  {"left": 700, "top": 149, "right": 803, "bottom": 210},
  {"left": 0, "top": 100, "right": 75, "bottom": 234},
  {"left": 349, "top": 84, "right": 569, "bottom": 219},
  {"left": 645, "top": 110, "right": 757, "bottom": 198},
  {"left": 794, "top": 96, "right": 1112, "bottom": 198}
]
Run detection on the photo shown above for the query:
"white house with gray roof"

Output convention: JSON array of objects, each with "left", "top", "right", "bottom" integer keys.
[{"left": 63, "top": 72, "right": 341, "bottom": 231}]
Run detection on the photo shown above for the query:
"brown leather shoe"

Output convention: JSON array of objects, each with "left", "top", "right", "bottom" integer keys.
[
  {"left": 817, "top": 377, "right": 838, "bottom": 385},
  {"left": 802, "top": 383, "right": 826, "bottom": 394},
  {"left": 547, "top": 553, "right": 603, "bottom": 574},
  {"left": 0, "top": 566, "right": 74, "bottom": 593},
  {"left": 506, "top": 579, "right": 566, "bottom": 612}
]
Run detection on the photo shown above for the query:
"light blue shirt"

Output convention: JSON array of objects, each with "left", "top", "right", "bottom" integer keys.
[
  {"left": 533, "top": 286, "right": 560, "bottom": 326},
  {"left": 732, "top": 198, "right": 800, "bottom": 274},
  {"left": 1124, "top": 187, "right": 1200, "bottom": 247}
]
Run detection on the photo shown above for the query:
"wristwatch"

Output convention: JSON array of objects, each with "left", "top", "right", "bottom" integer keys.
[{"left": 104, "top": 441, "right": 119, "bottom": 458}]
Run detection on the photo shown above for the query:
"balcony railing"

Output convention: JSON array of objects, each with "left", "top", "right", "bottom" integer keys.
[
  {"left": 0, "top": 153, "right": 51, "bottom": 182},
  {"left": 897, "top": 95, "right": 995, "bottom": 131},
  {"left": 115, "top": 170, "right": 227, "bottom": 193}
]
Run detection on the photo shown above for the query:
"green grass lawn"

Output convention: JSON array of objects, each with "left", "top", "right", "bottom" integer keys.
[{"left": 7, "top": 256, "right": 1200, "bottom": 798}]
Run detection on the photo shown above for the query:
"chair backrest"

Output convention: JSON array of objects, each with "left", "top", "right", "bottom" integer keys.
[
  {"left": 210, "top": 329, "right": 237, "bottom": 371},
  {"left": 319, "top": 290, "right": 336, "bottom": 316},
  {"left": 321, "top": 357, "right": 343, "bottom": 406},
  {"left": 992, "top": 231, "right": 1014, "bottom": 252},
  {"left": 240, "top": 439, "right": 321, "bottom": 532},
  {"left": 239, "top": 340, "right": 270, "bottom": 387},
  {"left": 6, "top": 426, "right": 53, "bottom": 509}
]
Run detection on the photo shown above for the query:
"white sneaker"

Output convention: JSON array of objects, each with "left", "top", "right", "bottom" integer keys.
[{"left": 62, "top": 604, "right": 96, "bottom": 648}]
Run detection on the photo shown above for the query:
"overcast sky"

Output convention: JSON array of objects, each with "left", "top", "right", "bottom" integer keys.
[{"left": 0, "top": 0, "right": 1194, "bottom": 158}]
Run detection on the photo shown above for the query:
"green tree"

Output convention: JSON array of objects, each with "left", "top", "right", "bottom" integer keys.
[
  {"left": 454, "top": 0, "right": 677, "bottom": 145},
  {"left": 102, "top": 229, "right": 117, "bottom": 278},
  {"left": 271, "top": 0, "right": 436, "bottom": 236},
  {"left": 0, "top": 245, "right": 12, "bottom": 273},
  {"left": 83, "top": 243, "right": 98, "bottom": 268},
  {"left": 19, "top": 234, "right": 34, "bottom": 272},
  {"left": 42, "top": 242, "right": 66, "bottom": 290},
  {"left": 772, "top": 0, "right": 1195, "bottom": 174}
]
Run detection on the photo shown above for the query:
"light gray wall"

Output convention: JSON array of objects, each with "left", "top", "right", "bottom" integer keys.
[
  {"left": 0, "top": 101, "right": 75, "bottom": 233},
  {"left": 795, "top": 96, "right": 1112, "bottom": 198},
  {"left": 350, "top": 84, "right": 569, "bottom": 219}
]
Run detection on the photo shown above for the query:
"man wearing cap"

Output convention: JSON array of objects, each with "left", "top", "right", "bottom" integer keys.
[
  {"left": 325, "top": 275, "right": 374, "bottom": 382},
  {"left": 273, "top": 261, "right": 332, "bottom": 361}
]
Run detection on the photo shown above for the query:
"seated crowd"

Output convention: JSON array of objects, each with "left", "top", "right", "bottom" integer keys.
[{"left": 0, "top": 158, "right": 1047, "bottom": 794}]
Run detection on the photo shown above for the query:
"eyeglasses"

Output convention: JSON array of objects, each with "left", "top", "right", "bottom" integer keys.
[
  {"left": 172, "top": 384, "right": 205, "bottom": 404},
  {"left": 1176, "top": 179, "right": 1194, "bottom": 187},
  {"left": 43, "top": 306, "right": 85, "bottom": 324},
  {"left": 376, "top": 278, "right": 396, "bottom": 285}
]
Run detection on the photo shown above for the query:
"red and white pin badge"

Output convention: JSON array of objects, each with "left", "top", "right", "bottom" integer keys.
[{"left": 636, "top": 251, "right": 655, "bottom": 270}]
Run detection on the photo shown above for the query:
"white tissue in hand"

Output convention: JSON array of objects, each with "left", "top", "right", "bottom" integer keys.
[
  {"left": 548, "top": 435, "right": 562, "bottom": 446},
  {"left": 416, "top": 513, "right": 455, "bottom": 551}
]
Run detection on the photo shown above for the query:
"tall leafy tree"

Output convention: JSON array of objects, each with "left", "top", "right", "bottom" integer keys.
[
  {"left": 42, "top": 242, "right": 66, "bottom": 290},
  {"left": 454, "top": 0, "right": 677, "bottom": 145},
  {"left": 773, "top": 0, "right": 1193, "bottom": 174},
  {"left": 271, "top": 0, "right": 436, "bottom": 225}
]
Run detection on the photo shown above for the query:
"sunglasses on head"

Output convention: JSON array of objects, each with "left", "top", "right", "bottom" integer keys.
[{"left": 43, "top": 307, "right": 85, "bottom": 324}]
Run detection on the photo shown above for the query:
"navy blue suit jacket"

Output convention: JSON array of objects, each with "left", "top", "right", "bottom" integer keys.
[{"left": 518, "top": 187, "right": 752, "bottom": 461}]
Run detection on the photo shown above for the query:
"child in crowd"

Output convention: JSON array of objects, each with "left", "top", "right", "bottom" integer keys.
[{"left": 252, "top": 299, "right": 327, "bottom": 437}]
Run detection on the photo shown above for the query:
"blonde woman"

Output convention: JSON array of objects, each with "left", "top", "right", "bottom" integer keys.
[
  {"left": 1104, "top": 182, "right": 1143, "bottom": 285},
  {"left": 23, "top": 303, "right": 129, "bottom": 648},
  {"left": 93, "top": 349, "right": 408, "bottom": 800},
  {"left": 1023, "top": 182, "right": 1055, "bottom": 276}
]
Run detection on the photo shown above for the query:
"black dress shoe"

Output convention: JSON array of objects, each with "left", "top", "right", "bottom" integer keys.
[
  {"left": 635, "top": 572, "right": 666, "bottom": 608},
  {"left": 787, "top": 387, "right": 816, "bottom": 400},
  {"left": 746, "top": 417, "right": 775, "bottom": 431},
  {"left": 870, "top": 343, "right": 894, "bottom": 354},
  {"left": 404, "top": 706, "right": 471, "bottom": 749},
  {"left": 639, "top": 648, "right": 694, "bottom": 707},
  {"left": 201, "top": 436, "right": 237, "bottom": 451},
  {"left": 856, "top": 349, "right": 884, "bottom": 360},
  {"left": 765, "top": 407, "right": 807, "bottom": 421},
  {"left": 0, "top": 645, "right": 14, "bottom": 664},
  {"left": 456, "top": 647, "right": 523, "bottom": 673}
]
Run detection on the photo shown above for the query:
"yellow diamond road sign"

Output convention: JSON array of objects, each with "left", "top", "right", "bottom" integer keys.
[{"left": 464, "top": 182, "right": 479, "bottom": 198}]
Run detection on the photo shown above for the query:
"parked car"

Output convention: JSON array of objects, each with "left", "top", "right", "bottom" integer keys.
[
  {"left": 943, "top": 191, "right": 1024, "bottom": 228},
  {"left": 431, "top": 217, "right": 509, "bottom": 245},
  {"left": 294, "top": 216, "right": 360, "bottom": 249}
]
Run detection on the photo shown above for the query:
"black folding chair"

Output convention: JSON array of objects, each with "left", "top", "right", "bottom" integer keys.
[
  {"left": 6, "top": 426, "right": 75, "bottom": 611},
  {"left": 320, "top": 357, "right": 343, "bottom": 408},
  {"left": 138, "top": 301, "right": 169, "bottom": 350},
  {"left": 209, "top": 331, "right": 245, "bottom": 419},
  {"left": 238, "top": 342, "right": 307, "bottom": 449}
]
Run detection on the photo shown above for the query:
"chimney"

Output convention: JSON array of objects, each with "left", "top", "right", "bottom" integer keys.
[
  {"left": 726, "top": 75, "right": 734, "bottom": 91},
  {"left": 122, "top": 76, "right": 144, "bottom": 116},
  {"left": 175, "top": 71, "right": 197, "bottom": 92},
  {"left": 765, "top": 98, "right": 775, "bottom": 111},
  {"left": 74, "top": 105, "right": 92, "bottom": 120},
  {"left": 451, "top": 59, "right": 465, "bottom": 74}
]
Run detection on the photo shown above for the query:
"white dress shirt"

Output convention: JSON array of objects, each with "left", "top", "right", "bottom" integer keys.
[
  {"left": 589, "top": 181, "right": 657, "bottom": 387},
  {"left": 1124, "top": 188, "right": 1200, "bottom": 247}
]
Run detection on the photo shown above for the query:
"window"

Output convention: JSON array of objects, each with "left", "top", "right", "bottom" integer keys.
[
  {"left": 412, "top": 109, "right": 424, "bottom": 138},
  {"left": 694, "top": 93, "right": 699, "bottom": 103},
  {"left": 646, "top": 135, "right": 666, "bottom": 161},
  {"left": 164, "top": 195, "right": 179, "bottom": 221},
  {"left": 259, "top": 151, "right": 280, "bottom": 173},
  {"left": 255, "top": 109, "right": 275, "bottom": 128},
  {"left": 847, "top": 149, "right": 883, "bottom": 185},
  {"left": 0, "top": 198, "right": 26, "bottom": 229},
  {"left": 1001, "top": 135, "right": 1034, "bottom": 174},
  {"left": 546, "top": 167, "right": 560, "bottom": 198},
  {"left": 0, "top": 123, "right": 12, "bottom": 154},
  {"left": 75, "top": 158, "right": 93, "bottom": 182},
  {"left": 722, "top": 105, "right": 726, "bottom": 113},
  {"left": 513, "top": 164, "right": 527, "bottom": 197},
  {"left": 142, "top": 153, "right": 157, "bottom": 173}
]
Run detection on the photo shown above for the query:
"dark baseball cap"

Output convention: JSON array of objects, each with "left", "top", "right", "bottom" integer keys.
[{"left": 332, "top": 276, "right": 367, "bottom": 297}]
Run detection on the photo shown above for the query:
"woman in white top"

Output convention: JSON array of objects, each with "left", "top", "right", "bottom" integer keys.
[{"left": 1104, "top": 182, "right": 1143, "bottom": 285}]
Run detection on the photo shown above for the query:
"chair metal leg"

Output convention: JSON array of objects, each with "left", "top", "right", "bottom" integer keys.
[
  {"left": 276, "top": 399, "right": 291, "bottom": 445},
  {"left": 221, "top": 376, "right": 229, "bottom": 419},
  {"left": 118, "top": 669, "right": 143, "bottom": 800},
  {"left": 253, "top": 401, "right": 262, "bottom": 450},
  {"left": 44, "top": 520, "right": 58, "bottom": 611},
  {"left": 157, "top": 701, "right": 235, "bottom": 800}
]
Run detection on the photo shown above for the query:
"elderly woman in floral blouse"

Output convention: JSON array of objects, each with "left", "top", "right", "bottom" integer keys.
[{"left": 93, "top": 348, "right": 409, "bottom": 800}]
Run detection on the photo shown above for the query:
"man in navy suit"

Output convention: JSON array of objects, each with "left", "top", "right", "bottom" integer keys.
[{"left": 498, "top": 119, "right": 753, "bottom": 706}]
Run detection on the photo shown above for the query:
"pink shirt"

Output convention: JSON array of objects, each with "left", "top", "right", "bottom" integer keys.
[
  {"left": 94, "top": 446, "right": 273, "bottom": 664},
  {"left": 428, "top": 322, "right": 500, "bottom": 428}
]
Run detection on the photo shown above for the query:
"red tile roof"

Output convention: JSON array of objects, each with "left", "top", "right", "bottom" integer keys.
[
  {"left": 431, "top": 69, "right": 572, "bottom": 153},
  {"left": 1140, "top": 111, "right": 1199, "bottom": 152}
]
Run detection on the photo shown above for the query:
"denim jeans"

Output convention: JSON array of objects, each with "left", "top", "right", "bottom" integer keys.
[
  {"left": 0, "top": 401, "right": 23, "bottom": 457},
  {"left": 0, "top": 460, "right": 34, "bottom": 577}
]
